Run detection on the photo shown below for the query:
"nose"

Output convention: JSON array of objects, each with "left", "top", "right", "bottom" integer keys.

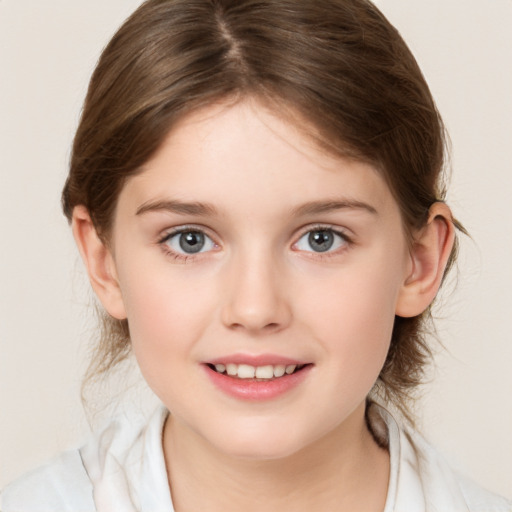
[{"left": 220, "top": 249, "right": 292, "bottom": 335}]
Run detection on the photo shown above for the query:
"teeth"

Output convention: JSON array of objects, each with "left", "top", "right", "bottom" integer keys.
[
  {"left": 237, "top": 364, "right": 256, "bottom": 379},
  {"left": 285, "top": 364, "right": 297, "bottom": 375},
  {"left": 212, "top": 363, "right": 303, "bottom": 379},
  {"left": 226, "top": 364, "right": 238, "bottom": 376},
  {"left": 273, "top": 365, "right": 286, "bottom": 377},
  {"left": 255, "top": 365, "right": 274, "bottom": 379}
]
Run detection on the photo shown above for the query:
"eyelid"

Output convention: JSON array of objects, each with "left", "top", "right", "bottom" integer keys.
[
  {"left": 157, "top": 224, "right": 220, "bottom": 260},
  {"left": 292, "top": 224, "right": 354, "bottom": 255},
  {"left": 156, "top": 223, "right": 353, "bottom": 261},
  {"left": 157, "top": 224, "right": 217, "bottom": 243},
  {"left": 293, "top": 223, "right": 353, "bottom": 242}
]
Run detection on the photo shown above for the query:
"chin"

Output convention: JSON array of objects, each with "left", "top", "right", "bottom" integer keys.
[
  {"left": 205, "top": 419, "right": 316, "bottom": 461},
  {"left": 222, "top": 439, "right": 303, "bottom": 461}
]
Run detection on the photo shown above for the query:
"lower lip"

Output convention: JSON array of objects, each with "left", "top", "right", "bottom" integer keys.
[{"left": 203, "top": 365, "right": 313, "bottom": 401}]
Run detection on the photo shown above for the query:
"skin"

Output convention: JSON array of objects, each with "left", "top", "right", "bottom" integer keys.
[{"left": 73, "top": 99, "right": 454, "bottom": 511}]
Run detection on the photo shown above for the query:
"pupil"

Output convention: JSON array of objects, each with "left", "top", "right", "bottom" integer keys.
[
  {"left": 309, "top": 230, "right": 334, "bottom": 252},
  {"left": 179, "top": 232, "right": 205, "bottom": 253}
]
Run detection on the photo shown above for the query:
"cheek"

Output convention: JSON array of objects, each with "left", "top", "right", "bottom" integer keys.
[
  {"left": 118, "top": 269, "right": 215, "bottom": 381},
  {"left": 297, "top": 257, "right": 403, "bottom": 375}
]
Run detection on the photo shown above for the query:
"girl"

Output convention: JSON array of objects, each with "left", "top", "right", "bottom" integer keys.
[{"left": 1, "top": 0, "right": 511, "bottom": 510}]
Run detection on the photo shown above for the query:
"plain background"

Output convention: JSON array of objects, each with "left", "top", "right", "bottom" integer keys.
[{"left": 1, "top": 0, "right": 511, "bottom": 499}]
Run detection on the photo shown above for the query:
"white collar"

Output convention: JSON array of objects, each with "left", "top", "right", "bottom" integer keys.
[{"left": 80, "top": 404, "right": 508, "bottom": 512}]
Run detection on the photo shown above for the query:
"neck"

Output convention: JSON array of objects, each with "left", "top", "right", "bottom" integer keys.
[{"left": 162, "top": 403, "right": 390, "bottom": 512}]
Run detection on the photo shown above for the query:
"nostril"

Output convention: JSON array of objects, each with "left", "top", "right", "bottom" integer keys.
[{"left": 227, "top": 321, "right": 281, "bottom": 333}]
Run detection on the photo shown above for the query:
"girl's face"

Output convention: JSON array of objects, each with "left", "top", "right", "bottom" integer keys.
[{"left": 108, "top": 100, "right": 413, "bottom": 459}]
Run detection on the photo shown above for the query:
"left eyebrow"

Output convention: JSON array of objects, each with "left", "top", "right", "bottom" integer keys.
[
  {"left": 291, "top": 200, "right": 378, "bottom": 217},
  {"left": 135, "top": 199, "right": 218, "bottom": 217}
]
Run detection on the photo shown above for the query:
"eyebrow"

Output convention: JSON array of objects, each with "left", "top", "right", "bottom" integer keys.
[
  {"left": 291, "top": 200, "right": 378, "bottom": 217},
  {"left": 135, "top": 198, "right": 378, "bottom": 218},
  {"left": 136, "top": 199, "right": 218, "bottom": 217}
]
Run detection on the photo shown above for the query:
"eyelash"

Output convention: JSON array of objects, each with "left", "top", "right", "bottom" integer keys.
[
  {"left": 157, "top": 226, "right": 218, "bottom": 263},
  {"left": 157, "top": 224, "right": 353, "bottom": 262},
  {"left": 293, "top": 224, "right": 353, "bottom": 259}
]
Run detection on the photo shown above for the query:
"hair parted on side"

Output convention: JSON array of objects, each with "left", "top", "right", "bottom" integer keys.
[{"left": 62, "top": 0, "right": 461, "bottom": 422}]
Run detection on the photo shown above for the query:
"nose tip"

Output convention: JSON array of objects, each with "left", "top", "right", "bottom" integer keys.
[{"left": 220, "top": 262, "right": 291, "bottom": 335}]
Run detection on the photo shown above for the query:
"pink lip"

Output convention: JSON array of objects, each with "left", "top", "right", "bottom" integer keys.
[
  {"left": 203, "top": 362, "right": 313, "bottom": 401},
  {"left": 206, "top": 353, "right": 306, "bottom": 366}
]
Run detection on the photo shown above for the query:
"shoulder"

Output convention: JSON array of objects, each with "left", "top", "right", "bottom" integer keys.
[
  {"left": 0, "top": 449, "right": 95, "bottom": 512},
  {"left": 78, "top": 406, "right": 172, "bottom": 511},
  {"left": 456, "top": 473, "right": 512, "bottom": 512},
  {"left": 1, "top": 406, "right": 172, "bottom": 512},
  {"left": 371, "top": 404, "right": 512, "bottom": 512},
  {"left": 408, "top": 429, "right": 511, "bottom": 511},
  {"left": 0, "top": 407, "right": 168, "bottom": 512}
]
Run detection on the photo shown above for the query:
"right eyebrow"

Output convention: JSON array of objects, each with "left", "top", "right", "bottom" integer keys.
[
  {"left": 291, "top": 199, "right": 378, "bottom": 217},
  {"left": 135, "top": 199, "right": 218, "bottom": 217}
]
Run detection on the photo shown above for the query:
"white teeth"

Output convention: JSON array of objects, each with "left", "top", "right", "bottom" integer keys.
[
  {"left": 255, "top": 365, "right": 274, "bottom": 379},
  {"left": 237, "top": 364, "right": 256, "bottom": 379},
  {"left": 212, "top": 363, "right": 304, "bottom": 379},
  {"left": 285, "top": 365, "right": 297, "bottom": 375},
  {"left": 226, "top": 364, "right": 238, "bottom": 376},
  {"left": 273, "top": 365, "right": 286, "bottom": 377},
  {"left": 214, "top": 364, "right": 226, "bottom": 373}
]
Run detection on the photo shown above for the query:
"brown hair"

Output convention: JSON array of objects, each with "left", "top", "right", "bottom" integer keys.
[{"left": 63, "top": 0, "right": 459, "bottom": 420}]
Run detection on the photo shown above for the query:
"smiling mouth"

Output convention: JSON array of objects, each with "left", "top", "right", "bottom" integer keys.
[{"left": 206, "top": 363, "right": 309, "bottom": 380}]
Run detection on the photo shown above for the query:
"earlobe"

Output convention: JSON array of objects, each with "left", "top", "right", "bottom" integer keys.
[
  {"left": 72, "top": 206, "right": 127, "bottom": 320},
  {"left": 395, "top": 203, "right": 455, "bottom": 318}
]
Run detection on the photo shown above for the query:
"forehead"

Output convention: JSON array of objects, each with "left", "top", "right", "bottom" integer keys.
[{"left": 118, "top": 99, "right": 399, "bottom": 221}]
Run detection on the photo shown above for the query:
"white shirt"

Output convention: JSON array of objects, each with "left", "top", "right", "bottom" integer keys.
[{"left": 2, "top": 405, "right": 511, "bottom": 512}]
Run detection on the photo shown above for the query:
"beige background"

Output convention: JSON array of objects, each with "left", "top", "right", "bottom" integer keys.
[{"left": 1, "top": 0, "right": 511, "bottom": 499}]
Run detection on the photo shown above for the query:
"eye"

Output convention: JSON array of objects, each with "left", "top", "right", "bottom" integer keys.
[
  {"left": 294, "top": 228, "right": 349, "bottom": 253},
  {"left": 163, "top": 230, "right": 216, "bottom": 255}
]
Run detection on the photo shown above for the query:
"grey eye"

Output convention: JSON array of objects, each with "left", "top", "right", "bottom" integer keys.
[
  {"left": 179, "top": 232, "right": 205, "bottom": 253},
  {"left": 295, "top": 229, "right": 347, "bottom": 253},
  {"left": 308, "top": 230, "right": 334, "bottom": 252},
  {"left": 166, "top": 230, "right": 215, "bottom": 254}
]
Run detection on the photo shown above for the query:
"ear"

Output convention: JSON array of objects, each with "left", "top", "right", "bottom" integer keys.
[
  {"left": 72, "top": 206, "right": 127, "bottom": 320},
  {"left": 395, "top": 203, "right": 455, "bottom": 317}
]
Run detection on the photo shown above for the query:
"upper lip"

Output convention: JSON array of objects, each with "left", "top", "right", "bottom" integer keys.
[{"left": 205, "top": 353, "right": 309, "bottom": 366}]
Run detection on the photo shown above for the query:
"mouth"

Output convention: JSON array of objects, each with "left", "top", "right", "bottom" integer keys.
[
  {"left": 206, "top": 363, "right": 310, "bottom": 381},
  {"left": 203, "top": 358, "right": 313, "bottom": 400}
]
